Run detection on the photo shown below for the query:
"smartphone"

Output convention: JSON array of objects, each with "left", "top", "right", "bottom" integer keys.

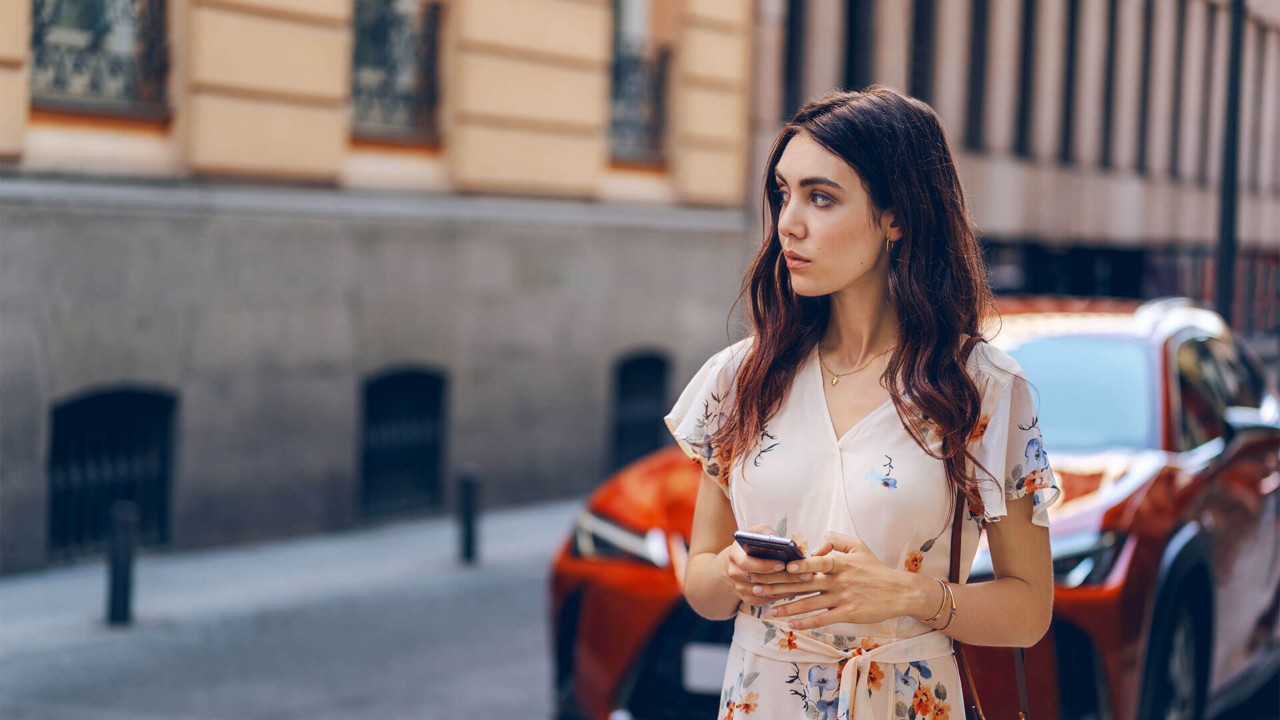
[{"left": 733, "top": 530, "right": 805, "bottom": 564}]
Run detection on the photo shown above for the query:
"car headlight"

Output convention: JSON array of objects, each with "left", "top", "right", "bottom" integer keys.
[
  {"left": 969, "top": 530, "right": 1126, "bottom": 588},
  {"left": 570, "top": 510, "right": 670, "bottom": 567}
]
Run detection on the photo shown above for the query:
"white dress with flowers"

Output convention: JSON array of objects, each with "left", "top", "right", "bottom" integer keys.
[{"left": 664, "top": 336, "right": 1061, "bottom": 720}]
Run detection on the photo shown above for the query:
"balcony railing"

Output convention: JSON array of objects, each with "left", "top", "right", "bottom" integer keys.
[
  {"left": 30, "top": 0, "right": 169, "bottom": 117},
  {"left": 351, "top": 0, "right": 442, "bottom": 143},
  {"left": 610, "top": 42, "right": 670, "bottom": 167}
]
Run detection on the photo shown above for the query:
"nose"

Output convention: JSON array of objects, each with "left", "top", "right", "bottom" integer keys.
[{"left": 776, "top": 194, "right": 803, "bottom": 242}]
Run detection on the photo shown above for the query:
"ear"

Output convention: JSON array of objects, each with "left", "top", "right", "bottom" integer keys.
[{"left": 881, "top": 209, "right": 904, "bottom": 243}]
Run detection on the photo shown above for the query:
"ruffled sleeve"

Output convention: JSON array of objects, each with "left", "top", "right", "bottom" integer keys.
[
  {"left": 663, "top": 338, "right": 751, "bottom": 499},
  {"left": 966, "top": 351, "right": 1062, "bottom": 528}
]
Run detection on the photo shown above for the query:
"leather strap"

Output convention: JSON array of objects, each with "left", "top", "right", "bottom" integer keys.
[{"left": 947, "top": 334, "right": 1033, "bottom": 720}]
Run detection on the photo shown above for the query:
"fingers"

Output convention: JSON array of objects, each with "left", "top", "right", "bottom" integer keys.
[
  {"left": 752, "top": 578, "right": 821, "bottom": 598},
  {"left": 785, "top": 610, "right": 834, "bottom": 631},
  {"left": 746, "top": 523, "right": 778, "bottom": 535},
  {"left": 769, "top": 594, "right": 836, "bottom": 619},
  {"left": 783, "top": 556, "right": 834, "bottom": 576}
]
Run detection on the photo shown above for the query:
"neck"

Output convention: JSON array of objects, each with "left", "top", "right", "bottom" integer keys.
[{"left": 821, "top": 281, "right": 899, "bottom": 369}]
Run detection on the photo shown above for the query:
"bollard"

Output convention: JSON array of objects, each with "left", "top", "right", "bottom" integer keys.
[
  {"left": 459, "top": 473, "right": 479, "bottom": 565},
  {"left": 107, "top": 499, "right": 137, "bottom": 626}
]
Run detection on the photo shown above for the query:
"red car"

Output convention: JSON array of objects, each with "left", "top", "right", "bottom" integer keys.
[{"left": 551, "top": 297, "right": 1280, "bottom": 720}]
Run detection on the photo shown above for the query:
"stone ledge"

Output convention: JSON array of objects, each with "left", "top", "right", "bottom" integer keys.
[{"left": 0, "top": 173, "right": 751, "bottom": 232}]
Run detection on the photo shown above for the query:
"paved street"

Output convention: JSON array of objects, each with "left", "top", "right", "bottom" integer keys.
[
  {"left": 2, "top": 497, "right": 1276, "bottom": 720},
  {"left": 0, "top": 498, "right": 582, "bottom": 720}
]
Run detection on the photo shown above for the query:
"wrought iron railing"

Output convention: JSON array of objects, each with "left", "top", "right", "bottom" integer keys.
[
  {"left": 610, "top": 41, "right": 670, "bottom": 167},
  {"left": 47, "top": 389, "right": 174, "bottom": 561},
  {"left": 30, "top": 0, "right": 169, "bottom": 116},
  {"left": 351, "top": 0, "right": 442, "bottom": 142},
  {"left": 361, "top": 369, "right": 447, "bottom": 516}
]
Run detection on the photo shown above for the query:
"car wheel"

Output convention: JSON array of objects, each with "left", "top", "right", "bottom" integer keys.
[{"left": 1142, "top": 601, "right": 1205, "bottom": 720}]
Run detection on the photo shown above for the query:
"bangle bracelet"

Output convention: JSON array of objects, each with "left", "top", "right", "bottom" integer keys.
[
  {"left": 937, "top": 582, "right": 958, "bottom": 632},
  {"left": 923, "top": 578, "right": 948, "bottom": 623}
]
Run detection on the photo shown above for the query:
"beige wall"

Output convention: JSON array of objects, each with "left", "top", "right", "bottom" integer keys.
[
  {"left": 0, "top": 0, "right": 27, "bottom": 158},
  {"left": 186, "top": 0, "right": 351, "bottom": 180},
  {"left": 670, "top": 0, "right": 753, "bottom": 206},
  {"left": 0, "top": 0, "right": 753, "bottom": 208}
]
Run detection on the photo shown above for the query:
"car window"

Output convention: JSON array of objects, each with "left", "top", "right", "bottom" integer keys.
[
  {"left": 1176, "top": 337, "right": 1230, "bottom": 449},
  {"left": 1205, "top": 338, "right": 1266, "bottom": 409},
  {"left": 1005, "top": 336, "right": 1156, "bottom": 452}
]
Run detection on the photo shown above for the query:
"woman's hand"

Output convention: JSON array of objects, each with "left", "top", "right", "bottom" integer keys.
[
  {"left": 721, "top": 524, "right": 812, "bottom": 607},
  {"left": 762, "top": 531, "right": 913, "bottom": 630}
]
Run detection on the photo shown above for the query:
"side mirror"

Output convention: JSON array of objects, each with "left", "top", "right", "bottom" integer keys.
[{"left": 1223, "top": 406, "right": 1280, "bottom": 443}]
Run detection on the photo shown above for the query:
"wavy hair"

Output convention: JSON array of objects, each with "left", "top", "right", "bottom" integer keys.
[{"left": 714, "top": 85, "right": 1004, "bottom": 520}]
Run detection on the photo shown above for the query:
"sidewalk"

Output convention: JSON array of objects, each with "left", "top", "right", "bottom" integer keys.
[{"left": 0, "top": 496, "right": 584, "bottom": 657}]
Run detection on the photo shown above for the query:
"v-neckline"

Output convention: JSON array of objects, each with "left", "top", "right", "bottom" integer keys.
[{"left": 811, "top": 345, "right": 894, "bottom": 447}]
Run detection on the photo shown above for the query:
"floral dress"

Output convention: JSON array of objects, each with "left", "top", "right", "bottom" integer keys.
[{"left": 664, "top": 336, "right": 1062, "bottom": 720}]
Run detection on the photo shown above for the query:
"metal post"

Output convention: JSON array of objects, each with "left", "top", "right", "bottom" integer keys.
[
  {"left": 459, "top": 473, "right": 478, "bottom": 565},
  {"left": 107, "top": 500, "right": 137, "bottom": 626},
  {"left": 1215, "top": 0, "right": 1246, "bottom": 326}
]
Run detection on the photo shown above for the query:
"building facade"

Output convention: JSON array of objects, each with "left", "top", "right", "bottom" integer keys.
[
  {"left": 0, "top": 0, "right": 758, "bottom": 574},
  {"left": 752, "top": 0, "right": 1279, "bottom": 342}
]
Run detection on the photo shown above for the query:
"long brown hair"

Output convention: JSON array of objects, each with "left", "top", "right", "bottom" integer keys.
[{"left": 716, "top": 85, "right": 1002, "bottom": 519}]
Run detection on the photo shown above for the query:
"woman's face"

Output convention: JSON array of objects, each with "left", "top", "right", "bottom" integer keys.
[{"left": 772, "top": 130, "right": 900, "bottom": 298}]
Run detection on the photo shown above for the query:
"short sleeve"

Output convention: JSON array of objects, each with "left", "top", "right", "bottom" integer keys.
[
  {"left": 967, "top": 369, "right": 1062, "bottom": 528},
  {"left": 663, "top": 339, "right": 751, "bottom": 499}
]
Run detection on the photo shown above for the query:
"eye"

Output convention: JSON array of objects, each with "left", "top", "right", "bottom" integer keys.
[{"left": 811, "top": 193, "right": 832, "bottom": 207}]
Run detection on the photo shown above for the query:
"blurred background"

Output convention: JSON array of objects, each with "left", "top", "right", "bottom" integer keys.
[{"left": 0, "top": 0, "right": 1277, "bottom": 719}]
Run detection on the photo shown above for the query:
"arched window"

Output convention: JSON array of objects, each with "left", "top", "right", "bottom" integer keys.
[
  {"left": 611, "top": 352, "right": 670, "bottom": 472},
  {"left": 361, "top": 368, "right": 447, "bottom": 516},
  {"left": 47, "top": 387, "right": 175, "bottom": 560}
]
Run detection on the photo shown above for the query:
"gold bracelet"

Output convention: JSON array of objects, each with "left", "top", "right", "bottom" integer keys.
[
  {"left": 937, "top": 582, "right": 958, "bottom": 632},
  {"left": 923, "top": 578, "right": 948, "bottom": 623}
]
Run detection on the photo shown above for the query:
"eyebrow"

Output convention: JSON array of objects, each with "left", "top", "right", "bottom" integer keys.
[{"left": 772, "top": 171, "right": 844, "bottom": 191}]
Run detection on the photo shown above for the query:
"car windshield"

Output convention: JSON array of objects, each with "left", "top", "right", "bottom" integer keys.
[{"left": 1005, "top": 335, "right": 1157, "bottom": 452}]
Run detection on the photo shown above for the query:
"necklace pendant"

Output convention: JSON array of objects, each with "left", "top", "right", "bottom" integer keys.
[{"left": 831, "top": 376, "right": 839, "bottom": 387}]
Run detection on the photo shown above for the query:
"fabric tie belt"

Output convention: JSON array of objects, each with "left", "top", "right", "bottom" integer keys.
[{"left": 733, "top": 611, "right": 955, "bottom": 720}]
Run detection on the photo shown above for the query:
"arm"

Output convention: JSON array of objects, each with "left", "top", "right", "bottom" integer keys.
[
  {"left": 901, "top": 492, "right": 1054, "bottom": 647},
  {"left": 683, "top": 471, "right": 792, "bottom": 621},
  {"left": 683, "top": 471, "right": 742, "bottom": 621}
]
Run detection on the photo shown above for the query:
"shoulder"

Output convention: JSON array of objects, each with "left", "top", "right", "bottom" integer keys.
[
  {"left": 964, "top": 338, "right": 1028, "bottom": 390},
  {"left": 703, "top": 335, "right": 756, "bottom": 373}
]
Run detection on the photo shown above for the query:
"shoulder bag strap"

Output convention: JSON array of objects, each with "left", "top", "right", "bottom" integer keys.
[{"left": 948, "top": 335, "right": 1033, "bottom": 720}]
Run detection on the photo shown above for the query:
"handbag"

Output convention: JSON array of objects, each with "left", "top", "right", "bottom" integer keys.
[{"left": 948, "top": 334, "right": 1033, "bottom": 720}]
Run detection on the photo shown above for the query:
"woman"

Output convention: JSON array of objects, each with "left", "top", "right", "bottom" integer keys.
[{"left": 664, "top": 86, "right": 1062, "bottom": 720}]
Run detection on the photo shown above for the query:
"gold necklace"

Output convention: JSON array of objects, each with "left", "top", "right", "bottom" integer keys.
[{"left": 818, "top": 345, "right": 894, "bottom": 386}]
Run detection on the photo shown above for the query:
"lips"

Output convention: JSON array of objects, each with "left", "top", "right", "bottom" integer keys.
[{"left": 783, "top": 249, "right": 810, "bottom": 262}]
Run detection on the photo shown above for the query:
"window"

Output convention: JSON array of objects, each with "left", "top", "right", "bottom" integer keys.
[
  {"left": 30, "top": 0, "right": 169, "bottom": 116},
  {"left": 361, "top": 369, "right": 447, "bottom": 516},
  {"left": 964, "top": 0, "right": 990, "bottom": 151},
  {"left": 611, "top": 353, "right": 669, "bottom": 472},
  {"left": 47, "top": 387, "right": 175, "bottom": 561},
  {"left": 1196, "top": 3, "right": 1219, "bottom": 186},
  {"left": 843, "top": 0, "right": 873, "bottom": 93},
  {"left": 1169, "top": 0, "right": 1189, "bottom": 179},
  {"left": 908, "top": 0, "right": 937, "bottom": 104},
  {"left": 610, "top": 0, "right": 669, "bottom": 166},
  {"left": 1059, "top": 0, "right": 1082, "bottom": 165},
  {"left": 1176, "top": 337, "right": 1230, "bottom": 449},
  {"left": 1135, "top": 0, "right": 1155, "bottom": 173},
  {"left": 1099, "top": 0, "right": 1120, "bottom": 168},
  {"left": 1013, "top": 0, "right": 1037, "bottom": 158},
  {"left": 784, "top": 0, "right": 807, "bottom": 119},
  {"left": 351, "top": 0, "right": 443, "bottom": 143}
]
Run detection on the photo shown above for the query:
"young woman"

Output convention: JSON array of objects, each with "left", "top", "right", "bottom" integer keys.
[{"left": 664, "top": 86, "right": 1062, "bottom": 720}]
